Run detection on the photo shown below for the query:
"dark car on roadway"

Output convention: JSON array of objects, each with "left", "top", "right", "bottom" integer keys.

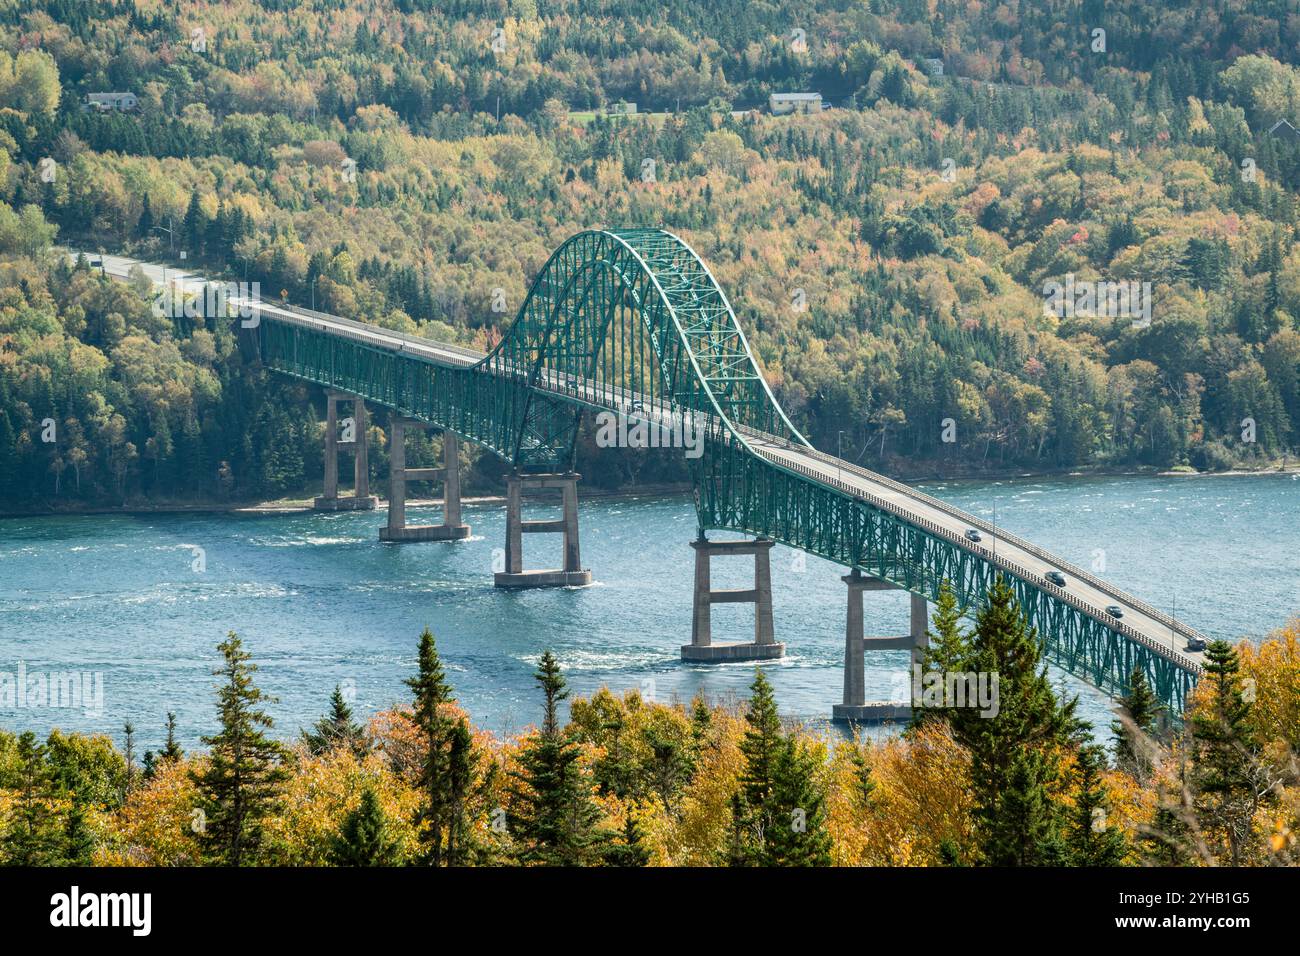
[
  {"left": 1046, "top": 571, "right": 1067, "bottom": 587},
  {"left": 1105, "top": 605, "right": 1124, "bottom": 619},
  {"left": 964, "top": 528, "right": 982, "bottom": 543}
]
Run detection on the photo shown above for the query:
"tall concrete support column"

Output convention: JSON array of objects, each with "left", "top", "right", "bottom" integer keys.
[
  {"left": 494, "top": 472, "right": 592, "bottom": 588},
  {"left": 353, "top": 398, "right": 370, "bottom": 499},
  {"left": 314, "top": 392, "right": 377, "bottom": 511},
  {"left": 832, "top": 574, "right": 928, "bottom": 723},
  {"left": 840, "top": 570, "right": 867, "bottom": 710},
  {"left": 379, "top": 420, "right": 470, "bottom": 542},
  {"left": 322, "top": 392, "right": 339, "bottom": 500},
  {"left": 681, "top": 536, "right": 785, "bottom": 662},
  {"left": 443, "top": 434, "right": 463, "bottom": 528}
]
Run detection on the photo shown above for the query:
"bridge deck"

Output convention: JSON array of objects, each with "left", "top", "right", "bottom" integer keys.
[{"left": 85, "top": 251, "right": 1205, "bottom": 681}]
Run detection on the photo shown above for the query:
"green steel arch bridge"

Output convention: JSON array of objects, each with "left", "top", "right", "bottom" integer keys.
[{"left": 115, "top": 229, "right": 1207, "bottom": 715}]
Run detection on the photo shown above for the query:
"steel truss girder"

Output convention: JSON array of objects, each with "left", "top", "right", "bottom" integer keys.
[
  {"left": 692, "top": 432, "right": 1196, "bottom": 714},
  {"left": 254, "top": 228, "right": 1199, "bottom": 714}
]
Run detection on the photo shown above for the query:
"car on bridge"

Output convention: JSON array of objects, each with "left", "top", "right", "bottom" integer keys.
[
  {"left": 964, "top": 528, "right": 983, "bottom": 543},
  {"left": 1045, "top": 570, "right": 1067, "bottom": 587},
  {"left": 1185, "top": 636, "right": 1207, "bottom": 652},
  {"left": 1105, "top": 605, "right": 1125, "bottom": 619}
]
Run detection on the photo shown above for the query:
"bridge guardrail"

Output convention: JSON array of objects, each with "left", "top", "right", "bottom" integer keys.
[
  {"left": 770, "top": 453, "right": 1201, "bottom": 674},
  {"left": 223, "top": 262, "right": 1206, "bottom": 673},
  {"left": 253, "top": 296, "right": 485, "bottom": 367},
  {"left": 728, "top": 420, "right": 1210, "bottom": 652}
]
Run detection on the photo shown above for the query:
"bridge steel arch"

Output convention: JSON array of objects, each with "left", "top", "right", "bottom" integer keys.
[{"left": 254, "top": 227, "right": 1199, "bottom": 713}]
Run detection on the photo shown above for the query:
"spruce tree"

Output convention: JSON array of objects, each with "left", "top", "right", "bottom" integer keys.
[
  {"left": 506, "top": 651, "right": 609, "bottom": 865},
  {"left": 951, "top": 577, "right": 1077, "bottom": 866},
  {"left": 303, "top": 685, "right": 367, "bottom": 757},
  {"left": 137, "top": 193, "right": 153, "bottom": 239},
  {"left": 1190, "top": 640, "right": 1266, "bottom": 865},
  {"left": 0, "top": 732, "right": 63, "bottom": 866},
  {"left": 329, "top": 786, "right": 401, "bottom": 866},
  {"left": 160, "top": 711, "right": 184, "bottom": 763},
  {"left": 730, "top": 668, "right": 803, "bottom": 865},
  {"left": 445, "top": 716, "right": 492, "bottom": 866},
  {"left": 191, "top": 632, "right": 287, "bottom": 866},
  {"left": 61, "top": 802, "right": 96, "bottom": 865},
  {"left": 764, "top": 736, "right": 834, "bottom": 866},
  {"left": 1112, "top": 667, "right": 1161, "bottom": 779},
  {"left": 916, "top": 580, "right": 968, "bottom": 726},
  {"left": 406, "top": 628, "right": 456, "bottom": 865},
  {"left": 1066, "top": 743, "right": 1128, "bottom": 865},
  {"left": 604, "top": 812, "right": 651, "bottom": 867},
  {"left": 122, "top": 722, "right": 136, "bottom": 798}
]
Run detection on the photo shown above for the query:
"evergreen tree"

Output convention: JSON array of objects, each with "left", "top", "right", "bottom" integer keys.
[
  {"left": 0, "top": 732, "right": 63, "bottom": 866},
  {"left": 160, "top": 711, "right": 183, "bottom": 763},
  {"left": 406, "top": 628, "right": 456, "bottom": 865},
  {"left": 329, "top": 786, "right": 401, "bottom": 866},
  {"left": 763, "top": 736, "right": 834, "bottom": 866},
  {"left": 122, "top": 721, "right": 136, "bottom": 798},
  {"left": 302, "top": 685, "right": 367, "bottom": 757},
  {"left": 1112, "top": 667, "right": 1161, "bottom": 779},
  {"left": 506, "top": 651, "right": 609, "bottom": 865},
  {"left": 730, "top": 668, "right": 833, "bottom": 865},
  {"left": 951, "top": 577, "right": 1077, "bottom": 866},
  {"left": 916, "top": 580, "right": 968, "bottom": 726},
  {"left": 1066, "top": 743, "right": 1128, "bottom": 865},
  {"left": 445, "top": 716, "right": 492, "bottom": 866},
  {"left": 1189, "top": 640, "right": 1267, "bottom": 865},
  {"left": 183, "top": 188, "right": 206, "bottom": 256},
  {"left": 137, "top": 193, "right": 153, "bottom": 239},
  {"left": 603, "top": 812, "right": 651, "bottom": 867},
  {"left": 191, "top": 632, "right": 287, "bottom": 866},
  {"left": 730, "top": 668, "right": 784, "bottom": 864},
  {"left": 61, "top": 802, "right": 96, "bottom": 865}
]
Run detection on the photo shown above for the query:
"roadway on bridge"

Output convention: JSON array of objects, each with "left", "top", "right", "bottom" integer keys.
[{"left": 77, "top": 249, "right": 1206, "bottom": 674}]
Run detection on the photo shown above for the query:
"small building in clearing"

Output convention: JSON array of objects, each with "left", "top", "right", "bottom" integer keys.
[
  {"left": 85, "top": 92, "right": 138, "bottom": 112},
  {"left": 769, "top": 92, "right": 822, "bottom": 115},
  {"left": 606, "top": 101, "right": 637, "bottom": 115}
]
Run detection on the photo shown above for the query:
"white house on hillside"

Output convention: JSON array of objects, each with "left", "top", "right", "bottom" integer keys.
[
  {"left": 85, "top": 92, "right": 138, "bottom": 112},
  {"left": 770, "top": 92, "right": 822, "bottom": 115}
]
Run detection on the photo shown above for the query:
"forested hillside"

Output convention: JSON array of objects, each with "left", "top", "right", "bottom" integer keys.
[{"left": 4, "top": 0, "right": 1300, "bottom": 507}]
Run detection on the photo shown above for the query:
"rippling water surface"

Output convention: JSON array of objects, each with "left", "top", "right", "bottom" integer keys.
[{"left": 2, "top": 473, "right": 1297, "bottom": 749}]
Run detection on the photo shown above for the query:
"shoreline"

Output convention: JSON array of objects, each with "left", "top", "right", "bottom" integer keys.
[{"left": 2, "top": 464, "right": 1296, "bottom": 519}]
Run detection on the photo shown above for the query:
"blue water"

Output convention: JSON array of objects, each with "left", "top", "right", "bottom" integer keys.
[{"left": 1, "top": 474, "right": 1298, "bottom": 751}]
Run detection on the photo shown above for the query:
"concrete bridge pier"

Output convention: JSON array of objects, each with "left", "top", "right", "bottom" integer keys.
[
  {"left": 493, "top": 472, "right": 592, "bottom": 588},
  {"left": 681, "top": 536, "right": 785, "bottom": 662},
  {"left": 379, "top": 419, "right": 471, "bottom": 542},
  {"left": 832, "top": 570, "right": 928, "bottom": 723},
  {"left": 314, "top": 392, "right": 378, "bottom": 511}
]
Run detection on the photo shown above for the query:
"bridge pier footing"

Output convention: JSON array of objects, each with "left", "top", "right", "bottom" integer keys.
[
  {"left": 832, "top": 570, "right": 928, "bottom": 723},
  {"left": 379, "top": 420, "right": 471, "bottom": 542},
  {"left": 314, "top": 392, "right": 377, "bottom": 511},
  {"left": 681, "top": 536, "right": 785, "bottom": 662},
  {"left": 493, "top": 472, "right": 591, "bottom": 588}
]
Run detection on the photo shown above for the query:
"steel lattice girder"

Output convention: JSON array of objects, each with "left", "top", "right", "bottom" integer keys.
[
  {"left": 692, "top": 432, "right": 1195, "bottom": 713},
  {"left": 253, "top": 227, "right": 1199, "bottom": 714}
]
